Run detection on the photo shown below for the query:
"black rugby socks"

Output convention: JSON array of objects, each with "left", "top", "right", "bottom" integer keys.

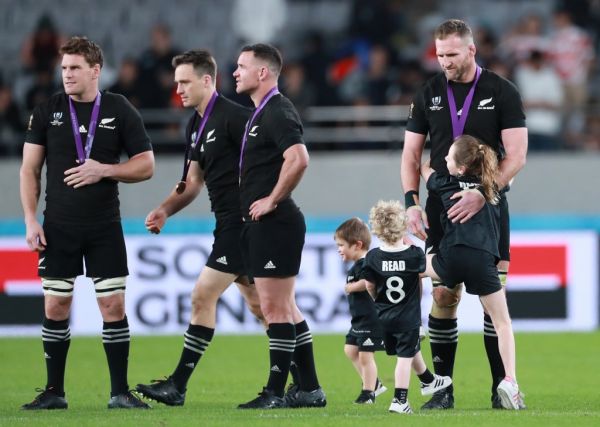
[
  {"left": 171, "top": 324, "right": 214, "bottom": 393},
  {"left": 428, "top": 315, "right": 458, "bottom": 394},
  {"left": 266, "top": 323, "right": 295, "bottom": 397},
  {"left": 42, "top": 317, "right": 71, "bottom": 396},
  {"left": 292, "top": 320, "right": 320, "bottom": 391},
  {"left": 102, "top": 316, "right": 130, "bottom": 396}
]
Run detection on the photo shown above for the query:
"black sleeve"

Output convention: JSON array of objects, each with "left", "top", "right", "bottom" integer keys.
[
  {"left": 116, "top": 95, "right": 152, "bottom": 157},
  {"left": 265, "top": 101, "right": 304, "bottom": 152},
  {"left": 405, "top": 86, "right": 429, "bottom": 135},
  {"left": 362, "top": 252, "right": 377, "bottom": 283},
  {"left": 497, "top": 78, "right": 526, "bottom": 130},
  {"left": 24, "top": 104, "right": 48, "bottom": 147},
  {"left": 426, "top": 171, "right": 440, "bottom": 195}
]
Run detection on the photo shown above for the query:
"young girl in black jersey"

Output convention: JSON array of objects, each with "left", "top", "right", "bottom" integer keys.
[
  {"left": 362, "top": 200, "right": 452, "bottom": 414},
  {"left": 420, "top": 134, "right": 523, "bottom": 410}
]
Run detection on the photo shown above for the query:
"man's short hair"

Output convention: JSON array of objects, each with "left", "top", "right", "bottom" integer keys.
[
  {"left": 434, "top": 19, "right": 473, "bottom": 42},
  {"left": 335, "top": 217, "right": 371, "bottom": 249},
  {"left": 172, "top": 49, "right": 217, "bottom": 81},
  {"left": 59, "top": 36, "right": 103, "bottom": 68},
  {"left": 241, "top": 43, "right": 283, "bottom": 77}
]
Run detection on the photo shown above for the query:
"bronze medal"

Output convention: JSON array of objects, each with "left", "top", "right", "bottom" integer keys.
[{"left": 175, "top": 181, "right": 187, "bottom": 194}]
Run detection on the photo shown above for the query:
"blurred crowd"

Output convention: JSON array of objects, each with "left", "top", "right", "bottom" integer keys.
[{"left": 1, "top": 0, "right": 600, "bottom": 156}]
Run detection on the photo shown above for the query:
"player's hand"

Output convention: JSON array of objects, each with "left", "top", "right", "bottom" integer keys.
[
  {"left": 145, "top": 208, "right": 167, "bottom": 234},
  {"left": 406, "top": 206, "right": 428, "bottom": 241},
  {"left": 64, "top": 159, "right": 107, "bottom": 188},
  {"left": 448, "top": 189, "right": 485, "bottom": 223},
  {"left": 249, "top": 197, "right": 277, "bottom": 221},
  {"left": 344, "top": 282, "right": 353, "bottom": 295},
  {"left": 25, "top": 220, "right": 46, "bottom": 252}
]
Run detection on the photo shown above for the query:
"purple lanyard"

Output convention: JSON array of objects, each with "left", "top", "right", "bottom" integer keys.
[
  {"left": 180, "top": 91, "right": 219, "bottom": 183},
  {"left": 238, "top": 86, "right": 280, "bottom": 176},
  {"left": 68, "top": 92, "right": 102, "bottom": 163},
  {"left": 446, "top": 66, "right": 481, "bottom": 139}
]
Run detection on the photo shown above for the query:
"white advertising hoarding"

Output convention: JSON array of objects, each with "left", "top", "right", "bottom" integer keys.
[{"left": 0, "top": 231, "right": 597, "bottom": 335}]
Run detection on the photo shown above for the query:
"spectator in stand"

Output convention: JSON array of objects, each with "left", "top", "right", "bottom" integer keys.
[
  {"left": 0, "top": 83, "right": 25, "bottom": 156},
  {"left": 548, "top": 8, "right": 595, "bottom": 149},
  {"left": 499, "top": 14, "right": 549, "bottom": 67},
  {"left": 514, "top": 50, "right": 564, "bottom": 151},
  {"left": 25, "top": 69, "right": 58, "bottom": 111},
  {"left": 109, "top": 57, "right": 143, "bottom": 108},
  {"left": 137, "top": 24, "right": 179, "bottom": 110},
  {"left": 20, "top": 14, "right": 62, "bottom": 75},
  {"left": 281, "top": 62, "right": 316, "bottom": 120}
]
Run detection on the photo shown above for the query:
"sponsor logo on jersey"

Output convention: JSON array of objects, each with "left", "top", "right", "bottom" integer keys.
[
  {"left": 79, "top": 124, "right": 87, "bottom": 133},
  {"left": 362, "top": 338, "right": 374, "bottom": 346},
  {"left": 381, "top": 260, "right": 405, "bottom": 272},
  {"left": 347, "top": 275, "right": 355, "bottom": 281},
  {"left": 458, "top": 181, "right": 479, "bottom": 190},
  {"left": 38, "top": 257, "right": 46, "bottom": 270},
  {"left": 185, "top": 362, "right": 195, "bottom": 369},
  {"left": 248, "top": 125, "right": 259, "bottom": 137},
  {"left": 429, "top": 96, "right": 444, "bottom": 111},
  {"left": 28, "top": 114, "right": 33, "bottom": 131},
  {"left": 216, "top": 256, "right": 228, "bottom": 265},
  {"left": 99, "top": 117, "right": 116, "bottom": 130},
  {"left": 50, "top": 112, "right": 63, "bottom": 126},
  {"left": 264, "top": 260, "right": 276, "bottom": 269},
  {"left": 270, "top": 364, "right": 281, "bottom": 372},
  {"left": 205, "top": 129, "right": 216, "bottom": 143},
  {"left": 477, "top": 97, "right": 495, "bottom": 110}
]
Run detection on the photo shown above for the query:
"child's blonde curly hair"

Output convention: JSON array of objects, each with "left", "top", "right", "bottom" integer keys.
[{"left": 368, "top": 200, "right": 408, "bottom": 246}]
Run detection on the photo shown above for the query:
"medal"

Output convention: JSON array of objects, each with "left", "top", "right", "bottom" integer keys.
[
  {"left": 68, "top": 92, "right": 102, "bottom": 164},
  {"left": 175, "top": 181, "right": 187, "bottom": 194}
]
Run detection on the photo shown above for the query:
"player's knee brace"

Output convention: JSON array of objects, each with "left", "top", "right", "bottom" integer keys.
[
  {"left": 41, "top": 277, "right": 76, "bottom": 297},
  {"left": 93, "top": 276, "right": 126, "bottom": 297},
  {"left": 431, "top": 281, "right": 461, "bottom": 308}
]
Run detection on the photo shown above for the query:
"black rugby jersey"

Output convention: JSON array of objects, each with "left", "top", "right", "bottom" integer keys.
[
  {"left": 238, "top": 93, "right": 304, "bottom": 215},
  {"left": 346, "top": 258, "right": 383, "bottom": 336},
  {"left": 406, "top": 69, "right": 526, "bottom": 173},
  {"left": 363, "top": 245, "right": 425, "bottom": 332},
  {"left": 427, "top": 171, "right": 500, "bottom": 260},
  {"left": 188, "top": 95, "right": 251, "bottom": 218},
  {"left": 26, "top": 91, "right": 151, "bottom": 223}
]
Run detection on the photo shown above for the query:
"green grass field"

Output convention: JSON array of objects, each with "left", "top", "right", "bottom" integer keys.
[{"left": 1, "top": 332, "right": 598, "bottom": 426}]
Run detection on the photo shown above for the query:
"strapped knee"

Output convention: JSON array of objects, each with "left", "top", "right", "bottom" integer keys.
[
  {"left": 41, "top": 277, "right": 75, "bottom": 297},
  {"left": 93, "top": 276, "right": 126, "bottom": 297}
]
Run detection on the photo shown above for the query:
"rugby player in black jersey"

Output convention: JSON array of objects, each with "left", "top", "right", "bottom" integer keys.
[
  {"left": 20, "top": 36, "right": 154, "bottom": 410},
  {"left": 401, "top": 19, "right": 527, "bottom": 409},
  {"left": 362, "top": 200, "right": 452, "bottom": 414},
  {"left": 334, "top": 218, "right": 386, "bottom": 404},
  {"left": 420, "top": 135, "right": 523, "bottom": 410},
  {"left": 135, "top": 50, "right": 265, "bottom": 406},
  {"left": 234, "top": 43, "right": 325, "bottom": 409}
]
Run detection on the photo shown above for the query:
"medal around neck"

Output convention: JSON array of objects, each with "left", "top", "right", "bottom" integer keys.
[{"left": 175, "top": 181, "right": 187, "bottom": 194}]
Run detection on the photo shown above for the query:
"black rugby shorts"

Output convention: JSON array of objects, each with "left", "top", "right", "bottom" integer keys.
[
  {"left": 345, "top": 331, "right": 385, "bottom": 352},
  {"left": 39, "top": 221, "right": 128, "bottom": 278},
  {"left": 426, "top": 192, "right": 511, "bottom": 262},
  {"left": 432, "top": 245, "right": 502, "bottom": 296},
  {"left": 383, "top": 327, "right": 421, "bottom": 358},
  {"left": 240, "top": 202, "right": 305, "bottom": 278},
  {"left": 206, "top": 217, "right": 246, "bottom": 275}
]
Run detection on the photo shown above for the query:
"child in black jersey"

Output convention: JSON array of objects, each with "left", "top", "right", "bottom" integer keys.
[
  {"left": 334, "top": 218, "right": 386, "bottom": 404},
  {"left": 421, "top": 134, "right": 523, "bottom": 410},
  {"left": 362, "top": 201, "right": 452, "bottom": 414}
]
